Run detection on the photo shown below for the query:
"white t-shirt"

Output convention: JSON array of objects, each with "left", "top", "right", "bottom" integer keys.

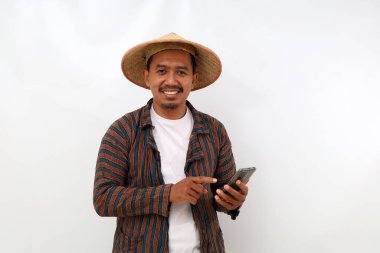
[{"left": 151, "top": 106, "right": 200, "bottom": 253}]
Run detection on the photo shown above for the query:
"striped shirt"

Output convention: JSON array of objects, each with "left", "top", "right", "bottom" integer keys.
[{"left": 93, "top": 99, "right": 237, "bottom": 253}]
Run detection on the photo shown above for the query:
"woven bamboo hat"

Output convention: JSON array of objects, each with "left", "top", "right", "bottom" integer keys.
[{"left": 121, "top": 32, "right": 222, "bottom": 91}]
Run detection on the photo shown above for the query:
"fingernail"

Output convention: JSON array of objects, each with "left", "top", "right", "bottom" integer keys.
[
  {"left": 224, "top": 185, "right": 229, "bottom": 190},
  {"left": 216, "top": 189, "right": 222, "bottom": 194},
  {"left": 213, "top": 178, "right": 217, "bottom": 183}
]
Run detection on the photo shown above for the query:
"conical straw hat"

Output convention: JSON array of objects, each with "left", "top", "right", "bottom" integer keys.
[{"left": 121, "top": 32, "right": 222, "bottom": 91}]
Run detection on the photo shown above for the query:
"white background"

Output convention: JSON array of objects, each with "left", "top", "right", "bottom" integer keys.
[{"left": 1, "top": 0, "right": 379, "bottom": 252}]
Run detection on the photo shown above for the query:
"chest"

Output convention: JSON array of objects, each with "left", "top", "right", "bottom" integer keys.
[{"left": 126, "top": 128, "right": 219, "bottom": 188}]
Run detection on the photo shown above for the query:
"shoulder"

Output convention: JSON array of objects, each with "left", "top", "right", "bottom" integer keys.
[
  {"left": 114, "top": 106, "right": 144, "bottom": 128},
  {"left": 192, "top": 108, "right": 229, "bottom": 141},
  {"left": 106, "top": 104, "right": 147, "bottom": 141},
  {"left": 197, "top": 110, "right": 224, "bottom": 127}
]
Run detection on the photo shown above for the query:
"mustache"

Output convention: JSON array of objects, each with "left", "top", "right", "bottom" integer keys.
[{"left": 159, "top": 85, "right": 183, "bottom": 92}]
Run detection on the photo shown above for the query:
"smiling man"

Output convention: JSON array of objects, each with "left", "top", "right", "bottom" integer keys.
[
  {"left": 93, "top": 33, "right": 249, "bottom": 253},
  {"left": 144, "top": 49, "right": 196, "bottom": 119}
]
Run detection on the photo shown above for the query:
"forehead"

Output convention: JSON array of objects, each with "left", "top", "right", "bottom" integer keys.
[{"left": 150, "top": 49, "right": 192, "bottom": 65}]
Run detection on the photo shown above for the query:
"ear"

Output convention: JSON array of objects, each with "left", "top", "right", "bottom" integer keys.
[
  {"left": 191, "top": 73, "right": 198, "bottom": 89},
  {"left": 143, "top": 70, "right": 150, "bottom": 88}
]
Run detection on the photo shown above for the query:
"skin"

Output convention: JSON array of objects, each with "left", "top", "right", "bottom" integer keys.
[
  {"left": 143, "top": 49, "right": 248, "bottom": 210},
  {"left": 214, "top": 180, "right": 248, "bottom": 210},
  {"left": 143, "top": 49, "right": 197, "bottom": 120}
]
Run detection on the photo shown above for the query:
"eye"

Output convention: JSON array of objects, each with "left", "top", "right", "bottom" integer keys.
[
  {"left": 178, "top": 70, "right": 187, "bottom": 76},
  {"left": 157, "top": 69, "right": 166, "bottom": 74}
]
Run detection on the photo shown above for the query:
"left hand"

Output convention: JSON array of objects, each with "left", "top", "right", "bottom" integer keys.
[{"left": 214, "top": 180, "right": 248, "bottom": 210}]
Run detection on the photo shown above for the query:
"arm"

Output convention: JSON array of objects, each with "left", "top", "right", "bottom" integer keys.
[
  {"left": 211, "top": 123, "right": 237, "bottom": 215},
  {"left": 93, "top": 122, "right": 171, "bottom": 218},
  {"left": 211, "top": 123, "right": 249, "bottom": 219}
]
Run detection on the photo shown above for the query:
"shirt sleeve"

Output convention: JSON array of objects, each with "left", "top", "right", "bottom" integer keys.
[
  {"left": 211, "top": 123, "right": 240, "bottom": 219},
  {"left": 93, "top": 121, "right": 172, "bottom": 218}
]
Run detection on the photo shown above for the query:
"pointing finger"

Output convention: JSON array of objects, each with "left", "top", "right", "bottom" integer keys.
[{"left": 191, "top": 176, "right": 217, "bottom": 184}]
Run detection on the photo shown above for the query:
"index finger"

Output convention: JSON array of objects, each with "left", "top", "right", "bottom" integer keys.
[{"left": 191, "top": 176, "right": 217, "bottom": 184}]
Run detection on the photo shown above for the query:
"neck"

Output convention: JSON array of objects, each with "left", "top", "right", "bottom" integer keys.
[{"left": 152, "top": 102, "right": 187, "bottom": 120}]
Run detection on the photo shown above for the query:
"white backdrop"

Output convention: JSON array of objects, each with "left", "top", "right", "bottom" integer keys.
[{"left": 1, "top": 0, "right": 379, "bottom": 252}]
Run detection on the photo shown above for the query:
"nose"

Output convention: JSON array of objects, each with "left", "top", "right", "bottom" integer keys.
[{"left": 166, "top": 71, "right": 178, "bottom": 85}]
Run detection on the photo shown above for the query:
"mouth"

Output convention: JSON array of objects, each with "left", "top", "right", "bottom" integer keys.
[
  {"left": 159, "top": 86, "right": 183, "bottom": 97},
  {"left": 163, "top": 90, "right": 180, "bottom": 95}
]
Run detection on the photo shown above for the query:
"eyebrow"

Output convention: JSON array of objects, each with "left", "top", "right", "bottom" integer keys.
[
  {"left": 177, "top": 66, "right": 189, "bottom": 71},
  {"left": 155, "top": 64, "right": 189, "bottom": 70}
]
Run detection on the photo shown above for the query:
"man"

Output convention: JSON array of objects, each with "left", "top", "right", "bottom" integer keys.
[{"left": 93, "top": 33, "right": 249, "bottom": 253}]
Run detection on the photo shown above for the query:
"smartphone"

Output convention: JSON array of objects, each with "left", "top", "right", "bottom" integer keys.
[{"left": 225, "top": 167, "right": 256, "bottom": 191}]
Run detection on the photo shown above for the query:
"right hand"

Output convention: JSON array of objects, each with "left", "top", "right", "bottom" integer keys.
[{"left": 170, "top": 176, "right": 217, "bottom": 205}]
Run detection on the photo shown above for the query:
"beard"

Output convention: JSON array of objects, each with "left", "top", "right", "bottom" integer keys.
[{"left": 160, "top": 102, "right": 180, "bottom": 110}]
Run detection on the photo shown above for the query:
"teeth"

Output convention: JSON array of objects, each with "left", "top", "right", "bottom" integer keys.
[{"left": 164, "top": 91, "right": 178, "bottom": 95}]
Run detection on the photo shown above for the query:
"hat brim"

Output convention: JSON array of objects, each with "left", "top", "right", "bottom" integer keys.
[{"left": 121, "top": 37, "right": 222, "bottom": 91}]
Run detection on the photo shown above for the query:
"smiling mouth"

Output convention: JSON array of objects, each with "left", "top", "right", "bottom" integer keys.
[
  {"left": 159, "top": 85, "right": 183, "bottom": 96},
  {"left": 163, "top": 90, "right": 179, "bottom": 95}
]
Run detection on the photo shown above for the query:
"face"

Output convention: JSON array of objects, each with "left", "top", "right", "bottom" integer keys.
[{"left": 143, "top": 49, "right": 198, "bottom": 119}]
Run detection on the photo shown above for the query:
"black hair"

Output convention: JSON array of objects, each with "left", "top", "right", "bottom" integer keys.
[{"left": 146, "top": 52, "right": 197, "bottom": 73}]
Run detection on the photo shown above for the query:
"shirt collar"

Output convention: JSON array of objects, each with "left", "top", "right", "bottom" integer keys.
[{"left": 140, "top": 98, "right": 209, "bottom": 134}]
